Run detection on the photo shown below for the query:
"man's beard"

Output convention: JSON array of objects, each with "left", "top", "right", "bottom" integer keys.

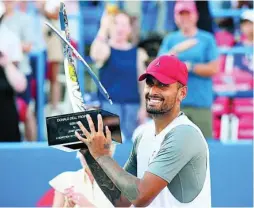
[
  {"left": 145, "top": 94, "right": 176, "bottom": 116},
  {"left": 146, "top": 103, "right": 174, "bottom": 116}
]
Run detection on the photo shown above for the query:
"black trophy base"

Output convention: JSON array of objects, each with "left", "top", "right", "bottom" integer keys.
[{"left": 46, "top": 109, "right": 122, "bottom": 152}]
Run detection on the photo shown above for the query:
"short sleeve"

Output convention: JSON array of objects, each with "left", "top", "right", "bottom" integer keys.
[
  {"left": 22, "top": 14, "right": 36, "bottom": 46},
  {"left": 206, "top": 35, "right": 219, "bottom": 62},
  {"left": 9, "top": 34, "right": 23, "bottom": 63},
  {"left": 0, "top": 26, "right": 23, "bottom": 63},
  {"left": 147, "top": 125, "right": 205, "bottom": 184},
  {"left": 49, "top": 171, "right": 75, "bottom": 193}
]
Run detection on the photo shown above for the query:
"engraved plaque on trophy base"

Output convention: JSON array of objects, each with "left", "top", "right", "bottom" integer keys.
[{"left": 46, "top": 109, "right": 122, "bottom": 152}]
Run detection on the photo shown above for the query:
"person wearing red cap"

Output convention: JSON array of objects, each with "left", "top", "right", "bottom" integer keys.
[
  {"left": 75, "top": 55, "right": 211, "bottom": 208},
  {"left": 158, "top": 1, "right": 219, "bottom": 139}
]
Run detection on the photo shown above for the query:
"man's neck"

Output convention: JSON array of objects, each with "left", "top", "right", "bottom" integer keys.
[
  {"left": 182, "top": 27, "right": 198, "bottom": 37},
  {"left": 153, "top": 109, "right": 180, "bottom": 135}
]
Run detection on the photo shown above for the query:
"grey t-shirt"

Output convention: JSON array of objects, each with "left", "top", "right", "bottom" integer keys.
[
  {"left": 124, "top": 125, "right": 207, "bottom": 203},
  {"left": 3, "top": 11, "right": 35, "bottom": 75}
]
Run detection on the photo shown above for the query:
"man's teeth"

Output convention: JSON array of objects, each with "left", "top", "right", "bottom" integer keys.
[{"left": 149, "top": 99, "right": 162, "bottom": 103}]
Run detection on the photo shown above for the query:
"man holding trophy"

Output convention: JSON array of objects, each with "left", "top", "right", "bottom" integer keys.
[{"left": 46, "top": 2, "right": 211, "bottom": 208}]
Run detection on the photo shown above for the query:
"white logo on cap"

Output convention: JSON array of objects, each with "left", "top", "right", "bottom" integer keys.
[{"left": 155, "top": 61, "right": 160, "bottom": 67}]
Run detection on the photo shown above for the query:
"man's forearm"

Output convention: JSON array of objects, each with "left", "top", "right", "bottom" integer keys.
[
  {"left": 82, "top": 151, "right": 131, "bottom": 207},
  {"left": 193, "top": 61, "right": 218, "bottom": 77},
  {"left": 96, "top": 155, "right": 142, "bottom": 205}
]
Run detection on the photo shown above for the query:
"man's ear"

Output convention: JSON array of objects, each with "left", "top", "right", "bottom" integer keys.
[{"left": 179, "top": 86, "right": 187, "bottom": 102}]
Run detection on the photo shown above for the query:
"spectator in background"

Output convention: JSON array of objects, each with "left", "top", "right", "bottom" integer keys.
[
  {"left": 49, "top": 150, "right": 115, "bottom": 207},
  {"left": 210, "top": 1, "right": 235, "bottom": 34},
  {"left": 2, "top": 0, "right": 37, "bottom": 141},
  {"left": 164, "top": 1, "right": 214, "bottom": 34},
  {"left": 234, "top": 10, "right": 253, "bottom": 74},
  {"left": 158, "top": 1, "right": 219, "bottom": 138},
  {"left": 0, "top": 2, "right": 27, "bottom": 142},
  {"left": 90, "top": 9, "right": 148, "bottom": 141},
  {"left": 236, "top": 1, "right": 253, "bottom": 9},
  {"left": 195, "top": 0, "right": 214, "bottom": 34},
  {"left": 42, "top": 0, "right": 64, "bottom": 116},
  {"left": 21, "top": 1, "right": 48, "bottom": 112},
  {"left": 18, "top": 2, "right": 47, "bottom": 54}
]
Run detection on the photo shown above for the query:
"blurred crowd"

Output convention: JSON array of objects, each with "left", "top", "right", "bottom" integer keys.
[{"left": 0, "top": 0, "right": 253, "bottom": 143}]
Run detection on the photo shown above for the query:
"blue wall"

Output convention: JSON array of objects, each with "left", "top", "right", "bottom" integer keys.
[{"left": 0, "top": 141, "right": 253, "bottom": 207}]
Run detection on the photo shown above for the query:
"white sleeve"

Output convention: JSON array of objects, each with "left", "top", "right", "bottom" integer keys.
[
  {"left": 49, "top": 171, "right": 74, "bottom": 193},
  {"left": 8, "top": 34, "right": 23, "bottom": 63}
]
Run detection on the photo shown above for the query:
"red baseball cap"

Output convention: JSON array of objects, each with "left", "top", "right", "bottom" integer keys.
[
  {"left": 138, "top": 55, "right": 188, "bottom": 86},
  {"left": 174, "top": 1, "right": 198, "bottom": 15}
]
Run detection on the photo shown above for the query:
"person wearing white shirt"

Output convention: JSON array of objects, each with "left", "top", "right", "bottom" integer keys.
[
  {"left": 49, "top": 148, "right": 115, "bottom": 208},
  {"left": 2, "top": 1, "right": 37, "bottom": 141}
]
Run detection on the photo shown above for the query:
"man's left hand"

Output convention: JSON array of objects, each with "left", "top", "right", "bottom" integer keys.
[{"left": 75, "top": 114, "right": 112, "bottom": 160}]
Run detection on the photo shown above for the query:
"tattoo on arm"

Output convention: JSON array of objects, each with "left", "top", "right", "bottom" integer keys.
[
  {"left": 82, "top": 150, "right": 121, "bottom": 205},
  {"left": 96, "top": 155, "right": 141, "bottom": 202}
]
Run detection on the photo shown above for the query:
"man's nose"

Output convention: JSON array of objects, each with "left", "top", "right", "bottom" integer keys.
[{"left": 148, "top": 85, "right": 159, "bottom": 95}]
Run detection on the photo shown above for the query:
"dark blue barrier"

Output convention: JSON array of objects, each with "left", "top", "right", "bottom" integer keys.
[{"left": 0, "top": 141, "right": 252, "bottom": 207}]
